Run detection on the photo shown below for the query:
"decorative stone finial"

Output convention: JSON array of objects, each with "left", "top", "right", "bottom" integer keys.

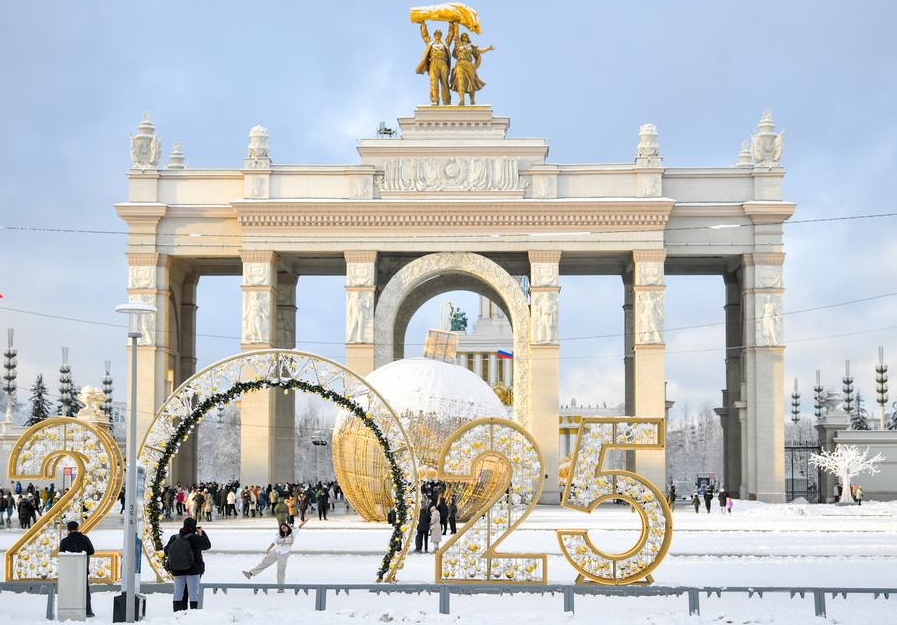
[
  {"left": 130, "top": 112, "right": 162, "bottom": 169},
  {"left": 244, "top": 125, "right": 271, "bottom": 170},
  {"left": 737, "top": 140, "right": 752, "bottom": 167},
  {"left": 76, "top": 386, "right": 109, "bottom": 427},
  {"left": 750, "top": 109, "right": 784, "bottom": 166},
  {"left": 637, "top": 124, "right": 660, "bottom": 157},
  {"left": 166, "top": 142, "right": 186, "bottom": 169}
]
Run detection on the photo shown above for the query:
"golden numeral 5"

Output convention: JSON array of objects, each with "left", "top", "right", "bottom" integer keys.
[
  {"left": 557, "top": 417, "right": 673, "bottom": 585},
  {"left": 6, "top": 418, "right": 123, "bottom": 582},
  {"left": 435, "top": 418, "right": 547, "bottom": 583}
]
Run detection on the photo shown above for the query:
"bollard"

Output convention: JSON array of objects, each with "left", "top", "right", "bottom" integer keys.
[{"left": 57, "top": 552, "right": 88, "bottom": 621}]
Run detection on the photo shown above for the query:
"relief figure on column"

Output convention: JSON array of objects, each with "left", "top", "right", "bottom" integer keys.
[
  {"left": 346, "top": 291, "right": 372, "bottom": 343},
  {"left": 243, "top": 292, "right": 269, "bottom": 343}
]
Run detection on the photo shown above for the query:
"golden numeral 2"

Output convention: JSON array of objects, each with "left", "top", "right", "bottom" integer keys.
[
  {"left": 435, "top": 418, "right": 547, "bottom": 583},
  {"left": 6, "top": 418, "right": 123, "bottom": 582}
]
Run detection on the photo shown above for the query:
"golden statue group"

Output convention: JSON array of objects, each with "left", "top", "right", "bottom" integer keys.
[{"left": 411, "top": 3, "right": 494, "bottom": 106}]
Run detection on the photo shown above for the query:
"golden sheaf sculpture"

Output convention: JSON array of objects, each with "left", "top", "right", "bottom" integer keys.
[{"left": 333, "top": 357, "right": 511, "bottom": 521}]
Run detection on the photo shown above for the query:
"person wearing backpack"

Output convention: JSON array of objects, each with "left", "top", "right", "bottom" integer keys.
[{"left": 164, "top": 517, "right": 211, "bottom": 612}]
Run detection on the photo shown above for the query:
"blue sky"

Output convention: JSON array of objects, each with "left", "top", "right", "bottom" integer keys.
[{"left": 1, "top": 1, "right": 896, "bottom": 420}]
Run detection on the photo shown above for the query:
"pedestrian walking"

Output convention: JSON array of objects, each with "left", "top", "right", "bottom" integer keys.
[
  {"left": 691, "top": 492, "right": 700, "bottom": 514},
  {"left": 718, "top": 488, "right": 727, "bottom": 514},
  {"left": 242, "top": 520, "right": 307, "bottom": 591},
  {"left": 726, "top": 495, "right": 734, "bottom": 514}
]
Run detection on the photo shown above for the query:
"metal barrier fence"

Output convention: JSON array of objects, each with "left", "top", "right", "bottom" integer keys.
[
  {"left": 2, "top": 581, "right": 894, "bottom": 619},
  {"left": 197, "top": 582, "right": 897, "bottom": 618}
]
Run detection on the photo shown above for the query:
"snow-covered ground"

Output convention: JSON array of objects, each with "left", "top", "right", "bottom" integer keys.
[{"left": 1, "top": 500, "right": 896, "bottom": 624}]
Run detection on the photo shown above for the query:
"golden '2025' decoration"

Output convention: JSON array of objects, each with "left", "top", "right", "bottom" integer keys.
[
  {"left": 557, "top": 417, "right": 673, "bottom": 585},
  {"left": 333, "top": 358, "right": 511, "bottom": 522},
  {"left": 6, "top": 416, "right": 123, "bottom": 582}
]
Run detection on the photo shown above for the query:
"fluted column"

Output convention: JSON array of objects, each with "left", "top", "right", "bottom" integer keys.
[
  {"left": 240, "top": 250, "right": 279, "bottom": 485},
  {"left": 623, "top": 250, "right": 667, "bottom": 490},
  {"left": 345, "top": 251, "right": 377, "bottom": 377},
  {"left": 529, "top": 250, "right": 561, "bottom": 504}
]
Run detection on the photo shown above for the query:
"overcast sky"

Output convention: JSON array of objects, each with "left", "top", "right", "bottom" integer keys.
[{"left": 1, "top": 1, "right": 896, "bottom": 422}]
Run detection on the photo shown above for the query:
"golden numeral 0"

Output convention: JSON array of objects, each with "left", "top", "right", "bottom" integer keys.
[
  {"left": 557, "top": 417, "right": 673, "bottom": 585},
  {"left": 435, "top": 418, "right": 547, "bottom": 583},
  {"left": 6, "top": 418, "right": 123, "bottom": 582}
]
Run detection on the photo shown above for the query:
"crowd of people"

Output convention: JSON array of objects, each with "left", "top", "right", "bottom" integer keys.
[
  {"left": 0, "top": 481, "right": 61, "bottom": 529},
  {"left": 410, "top": 479, "right": 458, "bottom": 553},
  {"left": 156, "top": 480, "right": 346, "bottom": 524}
]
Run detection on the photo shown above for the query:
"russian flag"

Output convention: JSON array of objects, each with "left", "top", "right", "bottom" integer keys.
[{"left": 496, "top": 349, "right": 513, "bottom": 360}]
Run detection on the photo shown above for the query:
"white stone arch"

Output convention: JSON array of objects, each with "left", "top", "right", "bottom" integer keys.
[
  {"left": 137, "top": 349, "right": 419, "bottom": 583},
  {"left": 374, "top": 252, "right": 532, "bottom": 427}
]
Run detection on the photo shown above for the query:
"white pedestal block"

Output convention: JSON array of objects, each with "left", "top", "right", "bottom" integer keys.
[{"left": 57, "top": 552, "right": 87, "bottom": 621}]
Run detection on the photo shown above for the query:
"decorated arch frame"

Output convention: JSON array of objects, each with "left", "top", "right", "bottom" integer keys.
[
  {"left": 138, "top": 349, "right": 420, "bottom": 582},
  {"left": 373, "top": 252, "right": 532, "bottom": 427}
]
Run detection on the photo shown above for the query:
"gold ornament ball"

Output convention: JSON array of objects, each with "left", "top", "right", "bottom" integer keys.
[{"left": 333, "top": 358, "right": 512, "bottom": 521}]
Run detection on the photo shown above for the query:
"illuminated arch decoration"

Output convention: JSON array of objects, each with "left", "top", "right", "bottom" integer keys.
[
  {"left": 138, "top": 349, "right": 420, "bottom": 582},
  {"left": 6, "top": 417, "right": 123, "bottom": 581}
]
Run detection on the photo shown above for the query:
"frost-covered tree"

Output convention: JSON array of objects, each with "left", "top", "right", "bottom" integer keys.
[
  {"left": 888, "top": 407, "right": 897, "bottom": 431},
  {"left": 28, "top": 374, "right": 53, "bottom": 426},
  {"left": 809, "top": 444, "right": 884, "bottom": 501}
]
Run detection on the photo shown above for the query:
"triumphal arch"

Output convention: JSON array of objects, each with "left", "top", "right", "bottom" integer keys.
[{"left": 116, "top": 12, "right": 792, "bottom": 504}]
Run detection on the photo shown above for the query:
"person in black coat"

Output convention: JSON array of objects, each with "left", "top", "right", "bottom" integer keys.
[
  {"left": 436, "top": 496, "right": 449, "bottom": 535},
  {"left": 164, "top": 517, "right": 211, "bottom": 611},
  {"left": 59, "top": 520, "right": 95, "bottom": 617},
  {"left": 17, "top": 495, "right": 35, "bottom": 529},
  {"left": 414, "top": 502, "right": 432, "bottom": 553}
]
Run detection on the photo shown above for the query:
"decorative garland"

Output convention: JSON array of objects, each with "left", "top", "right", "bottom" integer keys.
[{"left": 146, "top": 377, "right": 409, "bottom": 581}]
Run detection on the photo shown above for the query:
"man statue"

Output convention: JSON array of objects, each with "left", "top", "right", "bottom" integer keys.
[{"left": 416, "top": 21, "right": 456, "bottom": 105}]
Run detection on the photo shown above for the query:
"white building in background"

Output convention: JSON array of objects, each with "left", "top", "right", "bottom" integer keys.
[{"left": 118, "top": 105, "right": 792, "bottom": 503}]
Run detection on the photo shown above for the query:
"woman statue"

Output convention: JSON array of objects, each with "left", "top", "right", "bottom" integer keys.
[{"left": 450, "top": 27, "right": 494, "bottom": 105}]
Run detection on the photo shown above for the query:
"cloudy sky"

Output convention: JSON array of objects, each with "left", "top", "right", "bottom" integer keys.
[{"left": 1, "top": 1, "right": 896, "bottom": 422}]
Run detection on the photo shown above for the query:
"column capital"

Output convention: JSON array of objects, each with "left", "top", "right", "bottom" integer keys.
[
  {"left": 631, "top": 249, "right": 667, "bottom": 264},
  {"left": 344, "top": 250, "right": 378, "bottom": 264},
  {"left": 126, "top": 253, "right": 164, "bottom": 266},
  {"left": 241, "top": 250, "right": 278, "bottom": 265},
  {"left": 528, "top": 250, "right": 562, "bottom": 264},
  {"left": 743, "top": 252, "right": 785, "bottom": 267}
]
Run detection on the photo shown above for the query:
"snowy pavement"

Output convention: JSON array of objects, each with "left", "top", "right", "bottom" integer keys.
[{"left": 1, "top": 500, "right": 895, "bottom": 624}]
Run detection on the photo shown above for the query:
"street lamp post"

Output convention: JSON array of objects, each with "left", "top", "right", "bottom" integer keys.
[{"left": 115, "top": 302, "right": 156, "bottom": 623}]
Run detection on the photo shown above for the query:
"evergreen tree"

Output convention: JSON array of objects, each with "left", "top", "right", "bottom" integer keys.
[
  {"left": 887, "top": 402, "right": 897, "bottom": 430},
  {"left": 850, "top": 392, "right": 870, "bottom": 430},
  {"left": 28, "top": 374, "right": 53, "bottom": 426}
]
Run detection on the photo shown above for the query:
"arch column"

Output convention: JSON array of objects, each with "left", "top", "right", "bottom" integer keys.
[
  {"left": 169, "top": 265, "right": 199, "bottom": 485},
  {"left": 274, "top": 271, "right": 298, "bottom": 480},
  {"left": 345, "top": 251, "right": 377, "bottom": 376},
  {"left": 742, "top": 253, "right": 786, "bottom": 501},
  {"left": 624, "top": 250, "right": 667, "bottom": 489},
  {"left": 126, "top": 252, "right": 170, "bottom": 458},
  {"left": 721, "top": 270, "right": 745, "bottom": 496},
  {"left": 529, "top": 250, "right": 561, "bottom": 504},
  {"left": 240, "top": 250, "right": 280, "bottom": 484}
]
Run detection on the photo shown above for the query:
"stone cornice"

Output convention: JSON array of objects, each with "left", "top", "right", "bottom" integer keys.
[
  {"left": 632, "top": 250, "right": 667, "bottom": 263},
  {"left": 233, "top": 199, "right": 674, "bottom": 230},
  {"left": 116, "top": 203, "right": 167, "bottom": 225},
  {"left": 743, "top": 201, "right": 796, "bottom": 224},
  {"left": 240, "top": 250, "right": 278, "bottom": 264}
]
